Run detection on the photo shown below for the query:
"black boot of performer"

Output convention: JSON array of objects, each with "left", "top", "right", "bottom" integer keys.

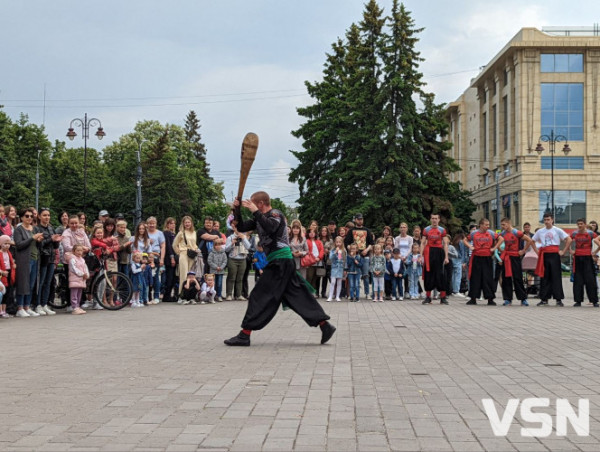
[
  {"left": 320, "top": 321, "right": 336, "bottom": 344},
  {"left": 224, "top": 331, "right": 251, "bottom": 346}
]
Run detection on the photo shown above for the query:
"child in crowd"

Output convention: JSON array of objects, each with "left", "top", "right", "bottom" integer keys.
[
  {"left": 253, "top": 243, "right": 267, "bottom": 281},
  {"left": 346, "top": 243, "right": 362, "bottom": 302},
  {"left": 384, "top": 236, "right": 395, "bottom": 252},
  {"left": 405, "top": 243, "right": 423, "bottom": 299},
  {"left": 383, "top": 249, "right": 392, "bottom": 300},
  {"left": 327, "top": 236, "right": 346, "bottom": 302},
  {"left": 200, "top": 273, "right": 217, "bottom": 304},
  {"left": 130, "top": 251, "right": 145, "bottom": 308},
  {"left": 207, "top": 238, "right": 227, "bottom": 301},
  {"left": 69, "top": 244, "right": 89, "bottom": 315},
  {"left": 0, "top": 235, "right": 15, "bottom": 318},
  {"left": 390, "top": 248, "right": 405, "bottom": 301},
  {"left": 180, "top": 271, "right": 201, "bottom": 305},
  {"left": 371, "top": 244, "right": 386, "bottom": 302},
  {"left": 141, "top": 253, "right": 153, "bottom": 305}
]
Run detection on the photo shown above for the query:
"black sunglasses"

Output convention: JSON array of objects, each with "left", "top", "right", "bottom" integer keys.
[{"left": 23, "top": 214, "right": 33, "bottom": 218}]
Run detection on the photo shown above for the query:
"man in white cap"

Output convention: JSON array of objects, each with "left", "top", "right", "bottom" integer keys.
[{"left": 98, "top": 210, "right": 109, "bottom": 224}]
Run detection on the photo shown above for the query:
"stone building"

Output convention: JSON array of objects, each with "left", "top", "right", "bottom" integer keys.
[{"left": 446, "top": 26, "right": 600, "bottom": 229}]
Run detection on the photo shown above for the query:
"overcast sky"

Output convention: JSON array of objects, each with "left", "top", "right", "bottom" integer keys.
[{"left": 1, "top": 0, "right": 597, "bottom": 206}]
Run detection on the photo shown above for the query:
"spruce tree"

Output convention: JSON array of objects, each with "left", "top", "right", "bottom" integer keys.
[{"left": 290, "top": 0, "right": 475, "bottom": 232}]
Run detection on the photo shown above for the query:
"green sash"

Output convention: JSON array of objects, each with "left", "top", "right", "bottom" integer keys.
[{"left": 267, "top": 246, "right": 317, "bottom": 310}]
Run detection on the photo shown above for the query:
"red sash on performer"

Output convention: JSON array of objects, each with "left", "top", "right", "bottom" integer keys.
[
  {"left": 534, "top": 246, "right": 559, "bottom": 278},
  {"left": 423, "top": 245, "right": 430, "bottom": 273},
  {"left": 500, "top": 250, "right": 520, "bottom": 278}
]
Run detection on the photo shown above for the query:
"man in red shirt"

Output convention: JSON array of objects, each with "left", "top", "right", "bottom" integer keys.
[
  {"left": 463, "top": 218, "right": 500, "bottom": 305},
  {"left": 570, "top": 218, "right": 600, "bottom": 307},
  {"left": 498, "top": 218, "right": 533, "bottom": 306},
  {"left": 420, "top": 213, "right": 449, "bottom": 305}
]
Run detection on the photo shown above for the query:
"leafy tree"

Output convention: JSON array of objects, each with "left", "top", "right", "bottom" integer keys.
[{"left": 289, "top": 0, "right": 475, "bottom": 234}]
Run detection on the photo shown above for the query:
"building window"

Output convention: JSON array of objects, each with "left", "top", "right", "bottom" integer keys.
[
  {"left": 539, "top": 190, "right": 586, "bottom": 224},
  {"left": 492, "top": 104, "right": 497, "bottom": 156},
  {"left": 541, "top": 83, "right": 584, "bottom": 141},
  {"left": 503, "top": 95, "right": 508, "bottom": 151},
  {"left": 513, "top": 192, "right": 519, "bottom": 226},
  {"left": 482, "top": 112, "right": 487, "bottom": 160},
  {"left": 540, "top": 156, "right": 584, "bottom": 170},
  {"left": 504, "top": 163, "right": 510, "bottom": 176},
  {"left": 540, "top": 54, "right": 583, "bottom": 73},
  {"left": 483, "top": 173, "right": 490, "bottom": 186},
  {"left": 483, "top": 202, "right": 490, "bottom": 220},
  {"left": 504, "top": 69, "right": 509, "bottom": 87}
]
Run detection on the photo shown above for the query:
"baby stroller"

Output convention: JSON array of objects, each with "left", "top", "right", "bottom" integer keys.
[{"left": 521, "top": 248, "right": 540, "bottom": 297}]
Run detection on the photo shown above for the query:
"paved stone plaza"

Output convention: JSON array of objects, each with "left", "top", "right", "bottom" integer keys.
[{"left": 1, "top": 280, "right": 600, "bottom": 451}]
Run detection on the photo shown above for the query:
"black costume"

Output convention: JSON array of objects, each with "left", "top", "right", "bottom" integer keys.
[{"left": 225, "top": 206, "right": 335, "bottom": 346}]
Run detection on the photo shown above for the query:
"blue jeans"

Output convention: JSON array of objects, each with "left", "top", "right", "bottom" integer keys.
[
  {"left": 409, "top": 272, "right": 420, "bottom": 297},
  {"left": 451, "top": 257, "right": 463, "bottom": 294},
  {"left": 150, "top": 256, "right": 161, "bottom": 300},
  {"left": 17, "top": 259, "right": 38, "bottom": 308},
  {"left": 360, "top": 256, "right": 370, "bottom": 295},
  {"left": 392, "top": 276, "right": 404, "bottom": 298},
  {"left": 118, "top": 262, "right": 130, "bottom": 278},
  {"left": 215, "top": 274, "right": 223, "bottom": 298},
  {"left": 37, "top": 263, "right": 55, "bottom": 307},
  {"left": 348, "top": 273, "right": 360, "bottom": 299}
]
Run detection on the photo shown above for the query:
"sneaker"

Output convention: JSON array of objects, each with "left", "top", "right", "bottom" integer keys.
[
  {"left": 0, "top": 312, "right": 11, "bottom": 318},
  {"left": 594, "top": 303, "right": 599, "bottom": 308},
  {"left": 153, "top": 298, "right": 160, "bottom": 304},
  {"left": 72, "top": 307, "right": 86, "bottom": 315},
  {"left": 66, "top": 306, "right": 74, "bottom": 313},
  {"left": 422, "top": 297, "right": 432, "bottom": 305},
  {"left": 320, "top": 322, "right": 336, "bottom": 344},
  {"left": 16, "top": 309, "right": 30, "bottom": 318},
  {"left": 92, "top": 302, "right": 104, "bottom": 310},
  {"left": 177, "top": 298, "right": 183, "bottom": 304},
  {"left": 440, "top": 298, "right": 449, "bottom": 305},
  {"left": 35, "top": 305, "right": 47, "bottom": 316},
  {"left": 26, "top": 308, "right": 40, "bottom": 317},
  {"left": 335, "top": 297, "right": 341, "bottom": 302},
  {"left": 225, "top": 295, "right": 233, "bottom": 301},
  {"left": 138, "top": 302, "right": 145, "bottom": 308},
  {"left": 454, "top": 292, "right": 466, "bottom": 298},
  {"left": 503, "top": 300, "right": 512, "bottom": 306},
  {"left": 182, "top": 300, "right": 190, "bottom": 305},
  {"left": 398, "top": 296, "right": 404, "bottom": 301},
  {"left": 43, "top": 306, "right": 56, "bottom": 315},
  {"left": 391, "top": 297, "right": 396, "bottom": 301},
  {"left": 237, "top": 296, "right": 247, "bottom": 301},
  {"left": 556, "top": 300, "right": 564, "bottom": 307},
  {"left": 574, "top": 302, "right": 582, "bottom": 307},
  {"left": 521, "top": 300, "right": 529, "bottom": 306},
  {"left": 537, "top": 300, "right": 548, "bottom": 306},
  {"left": 487, "top": 300, "right": 497, "bottom": 306},
  {"left": 224, "top": 331, "right": 251, "bottom": 346},
  {"left": 326, "top": 297, "right": 332, "bottom": 302},
  {"left": 209, "top": 299, "right": 216, "bottom": 304},
  {"left": 81, "top": 302, "right": 90, "bottom": 309},
  {"left": 198, "top": 301, "right": 204, "bottom": 305},
  {"left": 466, "top": 299, "right": 477, "bottom": 305}
]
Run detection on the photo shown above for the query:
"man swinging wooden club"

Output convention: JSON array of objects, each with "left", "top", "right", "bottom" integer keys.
[{"left": 224, "top": 133, "right": 336, "bottom": 346}]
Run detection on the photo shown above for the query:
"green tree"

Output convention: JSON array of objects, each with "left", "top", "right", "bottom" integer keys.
[{"left": 289, "top": 0, "right": 475, "bottom": 234}]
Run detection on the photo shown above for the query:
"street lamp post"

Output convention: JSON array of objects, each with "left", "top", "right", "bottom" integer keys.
[
  {"left": 66, "top": 113, "right": 105, "bottom": 211},
  {"left": 135, "top": 139, "right": 149, "bottom": 227},
  {"left": 535, "top": 130, "right": 571, "bottom": 218},
  {"left": 35, "top": 149, "right": 41, "bottom": 211}
]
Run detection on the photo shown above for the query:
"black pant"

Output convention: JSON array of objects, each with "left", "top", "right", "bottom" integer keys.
[
  {"left": 181, "top": 285, "right": 198, "bottom": 301},
  {"left": 424, "top": 247, "right": 446, "bottom": 292},
  {"left": 384, "top": 279, "right": 392, "bottom": 298},
  {"left": 241, "top": 258, "right": 330, "bottom": 331},
  {"left": 501, "top": 256, "right": 527, "bottom": 301},
  {"left": 539, "top": 253, "right": 564, "bottom": 301},
  {"left": 468, "top": 255, "right": 495, "bottom": 300},
  {"left": 573, "top": 255, "right": 598, "bottom": 303},
  {"left": 242, "top": 256, "right": 252, "bottom": 298},
  {"left": 163, "top": 264, "right": 177, "bottom": 301}
]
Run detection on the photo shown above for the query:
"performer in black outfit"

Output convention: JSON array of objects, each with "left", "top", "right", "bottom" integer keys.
[{"left": 224, "top": 191, "right": 336, "bottom": 346}]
